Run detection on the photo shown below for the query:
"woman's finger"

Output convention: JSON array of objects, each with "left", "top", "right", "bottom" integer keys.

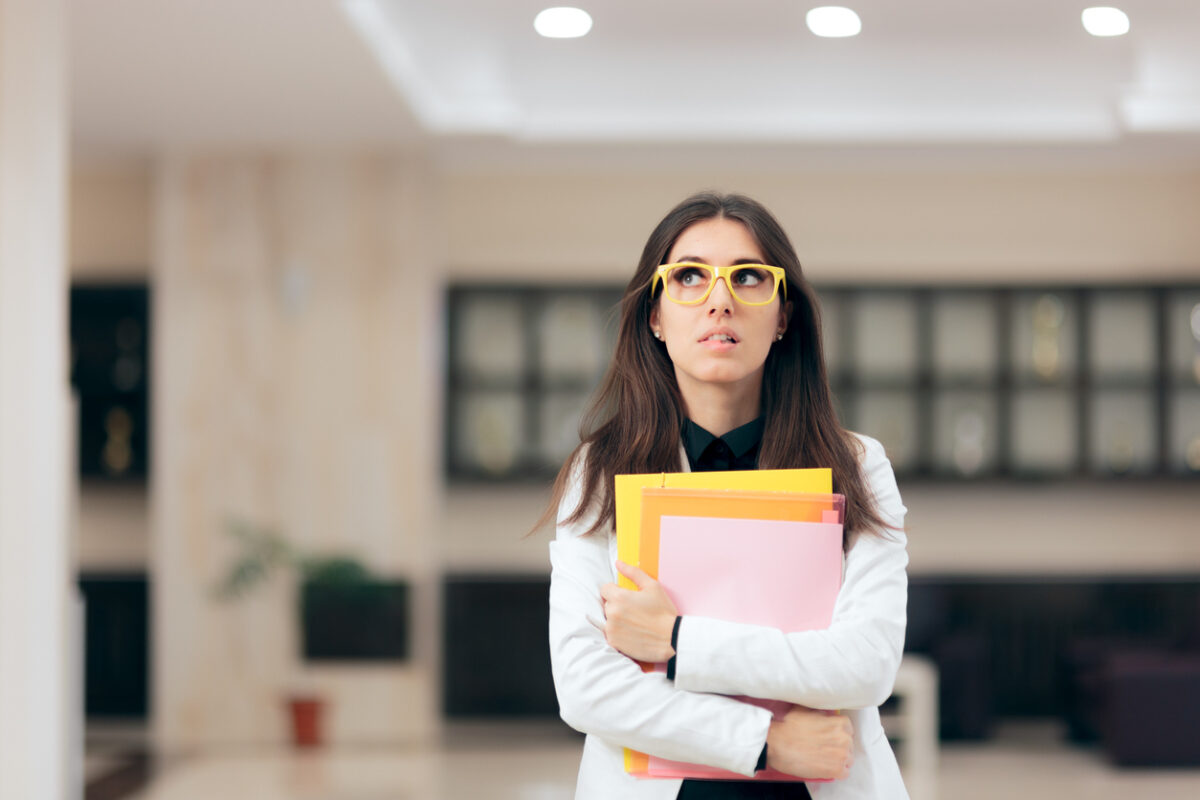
[{"left": 614, "top": 559, "right": 653, "bottom": 588}]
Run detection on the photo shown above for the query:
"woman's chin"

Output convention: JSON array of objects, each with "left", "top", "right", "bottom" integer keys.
[{"left": 680, "top": 366, "right": 762, "bottom": 389}]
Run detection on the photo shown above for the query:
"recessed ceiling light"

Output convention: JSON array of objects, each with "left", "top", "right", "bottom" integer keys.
[
  {"left": 534, "top": 7, "right": 593, "bottom": 39},
  {"left": 1081, "top": 7, "right": 1130, "bottom": 37},
  {"left": 806, "top": 6, "right": 862, "bottom": 38}
]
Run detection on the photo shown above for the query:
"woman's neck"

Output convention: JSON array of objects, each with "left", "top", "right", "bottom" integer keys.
[{"left": 678, "top": 377, "right": 762, "bottom": 438}]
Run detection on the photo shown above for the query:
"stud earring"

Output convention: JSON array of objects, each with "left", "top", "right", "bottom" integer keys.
[
  {"left": 776, "top": 332, "right": 784, "bottom": 341},
  {"left": 654, "top": 330, "right": 663, "bottom": 340}
]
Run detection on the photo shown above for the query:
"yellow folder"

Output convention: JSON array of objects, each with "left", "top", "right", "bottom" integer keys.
[{"left": 614, "top": 468, "right": 831, "bottom": 776}]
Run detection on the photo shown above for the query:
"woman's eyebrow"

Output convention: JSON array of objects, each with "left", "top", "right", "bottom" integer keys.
[{"left": 670, "top": 256, "right": 766, "bottom": 265}]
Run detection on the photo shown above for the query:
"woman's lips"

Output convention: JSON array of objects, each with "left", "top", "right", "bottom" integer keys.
[
  {"left": 699, "top": 328, "right": 738, "bottom": 343},
  {"left": 699, "top": 331, "right": 738, "bottom": 351}
]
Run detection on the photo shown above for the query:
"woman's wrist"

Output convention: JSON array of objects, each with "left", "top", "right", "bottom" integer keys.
[{"left": 666, "top": 616, "right": 682, "bottom": 679}]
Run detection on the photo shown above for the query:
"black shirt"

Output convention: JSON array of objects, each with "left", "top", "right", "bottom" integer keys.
[
  {"left": 676, "top": 418, "right": 812, "bottom": 800},
  {"left": 682, "top": 417, "right": 765, "bottom": 473}
]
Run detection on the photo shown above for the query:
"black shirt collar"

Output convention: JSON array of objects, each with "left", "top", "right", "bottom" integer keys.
[{"left": 682, "top": 416, "right": 765, "bottom": 472}]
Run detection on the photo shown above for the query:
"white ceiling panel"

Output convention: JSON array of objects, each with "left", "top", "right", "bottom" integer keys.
[{"left": 70, "top": 0, "right": 1200, "bottom": 165}]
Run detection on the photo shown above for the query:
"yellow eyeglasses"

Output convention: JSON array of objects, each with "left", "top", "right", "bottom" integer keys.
[{"left": 652, "top": 262, "right": 787, "bottom": 306}]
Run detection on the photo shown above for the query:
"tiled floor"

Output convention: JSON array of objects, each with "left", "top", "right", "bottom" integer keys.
[{"left": 88, "top": 721, "right": 1200, "bottom": 800}]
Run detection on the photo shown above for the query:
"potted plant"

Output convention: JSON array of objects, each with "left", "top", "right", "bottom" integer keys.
[{"left": 213, "top": 520, "right": 410, "bottom": 747}]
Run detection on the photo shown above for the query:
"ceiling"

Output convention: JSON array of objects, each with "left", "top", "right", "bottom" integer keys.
[{"left": 71, "top": 0, "right": 1200, "bottom": 168}]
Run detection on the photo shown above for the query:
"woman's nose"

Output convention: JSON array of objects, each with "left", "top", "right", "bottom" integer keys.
[{"left": 707, "top": 276, "right": 735, "bottom": 314}]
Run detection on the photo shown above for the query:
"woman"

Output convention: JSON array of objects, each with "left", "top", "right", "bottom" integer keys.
[{"left": 545, "top": 192, "right": 909, "bottom": 799}]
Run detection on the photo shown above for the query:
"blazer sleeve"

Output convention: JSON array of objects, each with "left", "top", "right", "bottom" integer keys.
[
  {"left": 672, "top": 434, "right": 909, "bottom": 710},
  {"left": 548, "top": 456, "right": 773, "bottom": 777}
]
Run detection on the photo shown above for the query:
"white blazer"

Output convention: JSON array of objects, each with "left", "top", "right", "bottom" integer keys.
[{"left": 548, "top": 433, "right": 910, "bottom": 800}]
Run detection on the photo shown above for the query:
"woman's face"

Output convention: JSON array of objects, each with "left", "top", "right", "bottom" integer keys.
[{"left": 649, "top": 217, "right": 791, "bottom": 401}]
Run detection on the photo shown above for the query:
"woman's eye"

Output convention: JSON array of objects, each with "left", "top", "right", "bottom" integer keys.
[
  {"left": 734, "top": 268, "right": 766, "bottom": 286},
  {"left": 675, "top": 267, "right": 707, "bottom": 286}
]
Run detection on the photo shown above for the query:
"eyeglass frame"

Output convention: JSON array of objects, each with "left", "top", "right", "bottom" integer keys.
[{"left": 651, "top": 262, "right": 788, "bottom": 307}]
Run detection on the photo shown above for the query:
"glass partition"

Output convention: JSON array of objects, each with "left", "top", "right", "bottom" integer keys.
[{"left": 447, "top": 283, "right": 1198, "bottom": 481}]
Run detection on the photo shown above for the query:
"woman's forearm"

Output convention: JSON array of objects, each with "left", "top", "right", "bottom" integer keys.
[{"left": 550, "top": 537, "right": 772, "bottom": 775}]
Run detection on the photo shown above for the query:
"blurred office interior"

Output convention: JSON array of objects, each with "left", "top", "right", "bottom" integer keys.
[{"left": 3, "top": 1, "right": 1200, "bottom": 798}]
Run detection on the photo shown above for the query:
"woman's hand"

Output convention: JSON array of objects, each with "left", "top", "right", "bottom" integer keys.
[
  {"left": 599, "top": 561, "right": 679, "bottom": 662},
  {"left": 766, "top": 706, "right": 854, "bottom": 780}
]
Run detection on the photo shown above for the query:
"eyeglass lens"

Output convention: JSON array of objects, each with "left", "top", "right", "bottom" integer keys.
[{"left": 664, "top": 265, "right": 777, "bottom": 305}]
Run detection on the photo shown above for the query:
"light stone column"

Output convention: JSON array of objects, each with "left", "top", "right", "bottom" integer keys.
[
  {"left": 152, "top": 155, "right": 441, "bottom": 750},
  {"left": 0, "top": 0, "right": 72, "bottom": 797}
]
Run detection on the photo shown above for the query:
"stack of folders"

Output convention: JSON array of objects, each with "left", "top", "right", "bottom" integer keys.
[{"left": 614, "top": 468, "right": 844, "bottom": 782}]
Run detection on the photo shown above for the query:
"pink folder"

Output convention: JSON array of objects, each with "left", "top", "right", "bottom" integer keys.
[
  {"left": 645, "top": 513, "right": 843, "bottom": 781},
  {"left": 623, "top": 488, "right": 846, "bottom": 780},
  {"left": 659, "top": 514, "right": 842, "bottom": 645}
]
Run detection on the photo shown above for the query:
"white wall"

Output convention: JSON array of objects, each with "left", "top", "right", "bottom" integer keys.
[
  {"left": 440, "top": 168, "right": 1200, "bottom": 283},
  {"left": 445, "top": 481, "right": 1200, "bottom": 577},
  {"left": 70, "top": 160, "right": 152, "bottom": 280}
]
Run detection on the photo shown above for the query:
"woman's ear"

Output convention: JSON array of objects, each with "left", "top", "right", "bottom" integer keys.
[
  {"left": 778, "top": 300, "right": 793, "bottom": 337},
  {"left": 649, "top": 306, "right": 661, "bottom": 340}
]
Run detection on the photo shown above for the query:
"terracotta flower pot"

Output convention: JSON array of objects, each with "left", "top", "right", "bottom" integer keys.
[{"left": 287, "top": 695, "right": 325, "bottom": 748}]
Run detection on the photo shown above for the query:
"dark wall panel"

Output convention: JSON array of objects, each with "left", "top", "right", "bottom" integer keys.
[
  {"left": 79, "top": 574, "right": 149, "bottom": 718},
  {"left": 443, "top": 576, "right": 560, "bottom": 717},
  {"left": 70, "top": 284, "right": 150, "bottom": 482},
  {"left": 908, "top": 575, "right": 1200, "bottom": 719}
]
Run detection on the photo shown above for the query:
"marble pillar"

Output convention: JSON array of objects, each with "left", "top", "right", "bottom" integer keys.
[
  {"left": 0, "top": 0, "right": 72, "bottom": 796},
  {"left": 152, "top": 155, "right": 441, "bottom": 749}
]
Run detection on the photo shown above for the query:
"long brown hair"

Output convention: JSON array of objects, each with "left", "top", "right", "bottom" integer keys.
[{"left": 538, "top": 191, "right": 891, "bottom": 543}]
